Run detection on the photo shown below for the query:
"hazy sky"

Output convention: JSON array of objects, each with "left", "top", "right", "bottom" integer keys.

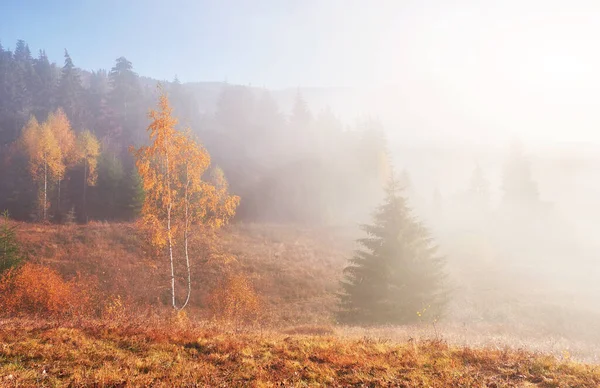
[
  {"left": 2, "top": 0, "right": 600, "bottom": 144},
  {"left": 2, "top": 1, "right": 594, "bottom": 86}
]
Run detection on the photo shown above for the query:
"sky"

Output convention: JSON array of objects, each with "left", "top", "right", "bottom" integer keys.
[
  {"left": 2, "top": 0, "right": 600, "bottom": 145},
  {"left": 1, "top": 0, "right": 408, "bottom": 87}
]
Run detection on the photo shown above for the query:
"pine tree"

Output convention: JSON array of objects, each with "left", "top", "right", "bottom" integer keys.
[
  {"left": 94, "top": 152, "right": 125, "bottom": 220},
  {"left": 468, "top": 162, "right": 490, "bottom": 211},
  {"left": 501, "top": 142, "right": 539, "bottom": 211},
  {"left": 290, "top": 89, "right": 312, "bottom": 129},
  {"left": 88, "top": 69, "right": 122, "bottom": 149},
  {"left": 215, "top": 84, "right": 255, "bottom": 133},
  {"left": 124, "top": 168, "right": 144, "bottom": 220},
  {"left": 0, "top": 42, "right": 17, "bottom": 145},
  {"left": 169, "top": 76, "right": 197, "bottom": 128},
  {"left": 108, "top": 57, "right": 143, "bottom": 147},
  {"left": 314, "top": 106, "right": 342, "bottom": 155},
  {"left": 338, "top": 174, "right": 447, "bottom": 325},
  {"left": 12, "top": 40, "right": 34, "bottom": 130},
  {"left": 57, "top": 50, "right": 85, "bottom": 129},
  {"left": 32, "top": 50, "right": 57, "bottom": 120},
  {"left": 250, "top": 89, "right": 284, "bottom": 161}
]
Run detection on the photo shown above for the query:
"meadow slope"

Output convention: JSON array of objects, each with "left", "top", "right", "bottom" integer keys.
[
  {"left": 1, "top": 318, "right": 600, "bottom": 387},
  {"left": 5, "top": 221, "right": 600, "bottom": 366}
]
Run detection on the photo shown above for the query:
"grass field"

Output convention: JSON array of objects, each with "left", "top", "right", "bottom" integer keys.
[
  {"left": 1, "top": 318, "right": 600, "bottom": 387},
  {"left": 3, "top": 221, "right": 600, "bottom": 386}
]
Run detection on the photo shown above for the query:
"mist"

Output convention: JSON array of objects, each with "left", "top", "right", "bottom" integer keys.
[{"left": 2, "top": 0, "right": 600, "bottom": 376}]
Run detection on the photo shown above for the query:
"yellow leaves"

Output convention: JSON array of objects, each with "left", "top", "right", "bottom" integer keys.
[
  {"left": 21, "top": 116, "right": 63, "bottom": 184},
  {"left": 77, "top": 130, "right": 100, "bottom": 186},
  {"left": 21, "top": 109, "right": 101, "bottom": 219},
  {"left": 132, "top": 89, "right": 240, "bottom": 309},
  {"left": 207, "top": 272, "right": 262, "bottom": 326},
  {"left": 47, "top": 108, "right": 78, "bottom": 173},
  {"left": 132, "top": 90, "right": 240, "bottom": 247}
]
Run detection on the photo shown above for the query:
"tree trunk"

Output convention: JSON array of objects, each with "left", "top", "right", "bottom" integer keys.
[
  {"left": 57, "top": 178, "right": 61, "bottom": 217},
  {"left": 167, "top": 203, "right": 176, "bottom": 309},
  {"left": 83, "top": 160, "right": 87, "bottom": 223},
  {"left": 165, "top": 147, "right": 177, "bottom": 310},
  {"left": 43, "top": 159, "right": 47, "bottom": 221},
  {"left": 180, "top": 164, "right": 192, "bottom": 310}
]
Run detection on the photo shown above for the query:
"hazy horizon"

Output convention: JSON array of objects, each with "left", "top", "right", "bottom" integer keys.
[{"left": 4, "top": 1, "right": 600, "bottom": 146}]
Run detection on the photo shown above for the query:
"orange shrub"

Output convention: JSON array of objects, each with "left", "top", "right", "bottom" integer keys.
[
  {"left": 207, "top": 272, "right": 262, "bottom": 327},
  {"left": 0, "top": 263, "right": 96, "bottom": 318}
]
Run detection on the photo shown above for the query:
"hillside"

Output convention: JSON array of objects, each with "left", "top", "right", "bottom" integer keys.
[
  {"left": 12, "top": 221, "right": 353, "bottom": 325},
  {"left": 7, "top": 220, "right": 600, "bottom": 365},
  {"left": 1, "top": 318, "right": 599, "bottom": 387}
]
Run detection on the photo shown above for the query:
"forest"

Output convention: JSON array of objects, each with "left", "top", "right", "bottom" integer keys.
[
  {"left": 0, "top": 39, "right": 390, "bottom": 226},
  {"left": 1, "top": 36, "right": 600, "bottom": 386}
]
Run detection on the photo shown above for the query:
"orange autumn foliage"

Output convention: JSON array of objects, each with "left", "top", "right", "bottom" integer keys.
[
  {"left": 207, "top": 272, "right": 262, "bottom": 327},
  {"left": 0, "top": 263, "right": 96, "bottom": 318},
  {"left": 132, "top": 90, "right": 238, "bottom": 250},
  {"left": 131, "top": 88, "right": 239, "bottom": 310}
]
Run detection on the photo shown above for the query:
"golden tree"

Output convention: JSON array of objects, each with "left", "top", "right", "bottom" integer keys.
[
  {"left": 77, "top": 130, "right": 100, "bottom": 221},
  {"left": 47, "top": 108, "right": 77, "bottom": 214},
  {"left": 21, "top": 116, "right": 63, "bottom": 221},
  {"left": 132, "top": 89, "right": 239, "bottom": 310}
]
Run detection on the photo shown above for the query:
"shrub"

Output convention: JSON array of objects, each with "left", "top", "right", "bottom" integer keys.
[
  {"left": 207, "top": 272, "right": 262, "bottom": 328},
  {"left": 0, "top": 263, "right": 96, "bottom": 318}
]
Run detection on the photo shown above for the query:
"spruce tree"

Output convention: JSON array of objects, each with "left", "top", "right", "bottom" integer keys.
[
  {"left": 124, "top": 169, "right": 144, "bottom": 220},
  {"left": 338, "top": 174, "right": 447, "bottom": 325},
  {"left": 289, "top": 89, "right": 312, "bottom": 129},
  {"left": 32, "top": 50, "right": 57, "bottom": 120},
  {"left": 57, "top": 50, "right": 85, "bottom": 129},
  {"left": 12, "top": 40, "right": 34, "bottom": 129},
  {"left": 94, "top": 152, "right": 124, "bottom": 220},
  {"left": 108, "top": 57, "right": 143, "bottom": 147},
  {"left": 501, "top": 143, "right": 539, "bottom": 210}
]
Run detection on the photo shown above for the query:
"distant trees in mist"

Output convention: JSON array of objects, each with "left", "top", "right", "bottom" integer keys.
[{"left": 0, "top": 39, "right": 391, "bottom": 225}]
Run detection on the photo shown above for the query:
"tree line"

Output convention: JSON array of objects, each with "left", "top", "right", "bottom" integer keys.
[
  {"left": 0, "top": 38, "right": 549, "bottom": 324},
  {"left": 0, "top": 39, "right": 390, "bottom": 224},
  {"left": 0, "top": 40, "right": 149, "bottom": 222}
]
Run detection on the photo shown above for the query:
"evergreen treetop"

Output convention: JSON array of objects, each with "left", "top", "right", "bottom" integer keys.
[{"left": 338, "top": 173, "right": 447, "bottom": 325}]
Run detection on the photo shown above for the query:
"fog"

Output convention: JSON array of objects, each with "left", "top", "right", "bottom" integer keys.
[
  {"left": 186, "top": 1, "right": 600, "bottom": 353},
  {"left": 3, "top": 0, "right": 600, "bottom": 361},
  {"left": 259, "top": 0, "right": 600, "bottom": 357}
]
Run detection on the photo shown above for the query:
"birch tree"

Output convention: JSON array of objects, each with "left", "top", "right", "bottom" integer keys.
[
  {"left": 21, "top": 116, "right": 63, "bottom": 221},
  {"left": 47, "top": 108, "right": 77, "bottom": 216},
  {"left": 132, "top": 89, "right": 239, "bottom": 310}
]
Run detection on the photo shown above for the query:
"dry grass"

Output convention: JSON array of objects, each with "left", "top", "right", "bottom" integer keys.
[
  {"left": 1, "top": 318, "right": 599, "bottom": 387},
  {"left": 7, "top": 220, "right": 600, "bottom": 370},
  {"left": 11, "top": 221, "right": 352, "bottom": 325}
]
